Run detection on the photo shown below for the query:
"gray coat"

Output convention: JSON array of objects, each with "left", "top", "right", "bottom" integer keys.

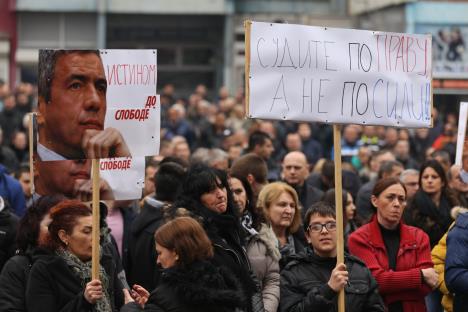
[{"left": 246, "top": 224, "right": 281, "bottom": 312}]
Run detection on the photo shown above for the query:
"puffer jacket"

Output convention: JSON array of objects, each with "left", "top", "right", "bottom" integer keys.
[
  {"left": 246, "top": 224, "right": 281, "bottom": 312},
  {"left": 445, "top": 211, "right": 468, "bottom": 312},
  {"left": 431, "top": 207, "right": 468, "bottom": 312},
  {"left": 279, "top": 247, "right": 385, "bottom": 312},
  {"left": 120, "top": 260, "right": 247, "bottom": 312}
]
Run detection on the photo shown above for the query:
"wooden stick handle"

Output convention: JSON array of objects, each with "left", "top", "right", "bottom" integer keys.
[
  {"left": 28, "top": 113, "right": 35, "bottom": 194},
  {"left": 91, "top": 159, "right": 100, "bottom": 280},
  {"left": 244, "top": 20, "right": 252, "bottom": 117},
  {"left": 333, "top": 124, "right": 345, "bottom": 312}
]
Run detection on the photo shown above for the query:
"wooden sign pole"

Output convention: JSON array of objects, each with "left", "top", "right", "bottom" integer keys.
[
  {"left": 333, "top": 124, "right": 345, "bottom": 312},
  {"left": 244, "top": 20, "right": 252, "bottom": 117},
  {"left": 28, "top": 113, "right": 35, "bottom": 194},
  {"left": 91, "top": 159, "right": 100, "bottom": 280}
]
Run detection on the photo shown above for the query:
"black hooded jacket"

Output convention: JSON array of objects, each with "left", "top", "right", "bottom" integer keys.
[
  {"left": 127, "top": 198, "right": 166, "bottom": 290},
  {"left": 0, "top": 207, "right": 18, "bottom": 270},
  {"left": 280, "top": 248, "right": 385, "bottom": 312},
  {"left": 121, "top": 260, "right": 247, "bottom": 312},
  {"left": 172, "top": 197, "right": 257, "bottom": 312},
  {"left": 0, "top": 247, "right": 49, "bottom": 312}
]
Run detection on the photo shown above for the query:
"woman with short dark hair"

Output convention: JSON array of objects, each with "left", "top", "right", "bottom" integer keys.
[
  {"left": 26, "top": 200, "right": 124, "bottom": 312},
  {"left": 121, "top": 217, "right": 246, "bottom": 312},
  {"left": 349, "top": 177, "right": 437, "bottom": 312}
]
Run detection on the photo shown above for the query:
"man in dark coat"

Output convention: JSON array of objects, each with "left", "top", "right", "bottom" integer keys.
[
  {"left": 127, "top": 162, "right": 185, "bottom": 290},
  {"left": 445, "top": 211, "right": 468, "bottom": 312},
  {"left": 0, "top": 94, "right": 23, "bottom": 146},
  {"left": 0, "top": 164, "right": 26, "bottom": 217},
  {"left": 0, "top": 196, "right": 18, "bottom": 271},
  {"left": 280, "top": 202, "right": 385, "bottom": 312},
  {"left": 281, "top": 151, "right": 322, "bottom": 218}
]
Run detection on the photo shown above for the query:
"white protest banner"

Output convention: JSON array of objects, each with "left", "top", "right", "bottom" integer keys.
[
  {"left": 245, "top": 21, "right": 432, "bottom": 128},
  {"left": 101, "top": 49, "right": 159, "bottom": 156},
  {"left": 99, "top": 157, "right": 145, "bottom": 200},
  {"left": 37, "top": 49, "right": 158, "bottom": 161},
  {"left": 455, "top": 102, "right": 468, "bottom": 166}
]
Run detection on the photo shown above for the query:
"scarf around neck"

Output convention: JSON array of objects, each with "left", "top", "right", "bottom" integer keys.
[{"left": 56, "top": 248, "right": 112, "bottom": 312}]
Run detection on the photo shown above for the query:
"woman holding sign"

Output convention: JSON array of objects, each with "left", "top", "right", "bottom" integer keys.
[
  {"left": 348, "top": 177, "right": 437, "bottom": 312},
  {"left": 26, "top": 200, "right": 124, "bottom": 312}
]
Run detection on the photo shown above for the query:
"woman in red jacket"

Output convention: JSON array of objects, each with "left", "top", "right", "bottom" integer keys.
[{"left": 348, "top": 177, "right": 438, "bottom": 312}]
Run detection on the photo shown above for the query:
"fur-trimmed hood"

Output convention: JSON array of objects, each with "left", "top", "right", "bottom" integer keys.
[
  {"left": 155, "top": 260, "right": 247, "bottom": 311},
  {"left": 451, "top": 206, "right": 468, "bottom": 220}
]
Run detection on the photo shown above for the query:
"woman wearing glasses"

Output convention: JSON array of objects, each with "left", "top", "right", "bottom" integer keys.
[{"left": 348, "top": 177, "right": 437, "bottom": 312}]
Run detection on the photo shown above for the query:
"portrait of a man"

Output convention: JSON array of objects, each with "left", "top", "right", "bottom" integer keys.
[{"left": 37, "top": 50, "right": 130, "bottom": 160}]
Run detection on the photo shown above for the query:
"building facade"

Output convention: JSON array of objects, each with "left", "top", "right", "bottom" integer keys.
[
  {"left": 5, "top": 0, "right": 351, "bottom": 97},
  {"left": 353, "top": 0, "right": 468, "bottom": 113}
]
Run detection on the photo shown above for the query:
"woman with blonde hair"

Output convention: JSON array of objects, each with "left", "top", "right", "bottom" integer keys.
[
  {"left": 122, "top": 217, "right": 246, "bottom": 312},
  {"left": 257, "top": 182, "right": 305, "bottom": 268}
]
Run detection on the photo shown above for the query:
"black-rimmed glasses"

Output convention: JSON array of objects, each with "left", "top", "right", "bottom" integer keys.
[{"left": 307, "top": 222, "right": 337, "bottom": 233}]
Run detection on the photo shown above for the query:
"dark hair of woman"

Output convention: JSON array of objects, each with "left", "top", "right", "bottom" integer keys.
[
  {"left": 42, "top": 200, "right": 92, "bottom": 251},
  {"left": 321, "top": 188, "right": 347, "bottom": 211},
  {"left": 321, "top": 188, "right": 348, "bottom": 218},
  {"left": 372, "top": 177, "right": 407, "bottom": 198},
  {"left": 229, "top": 173, "right": 265, "bottom": 231},
  {"left": 16, "top": 195, "right": 65, "bottom": 252},
  {"left": 182, "top": 164, "right": 239, "bottom": 217},
  {"left": 419, "top": 159, "right": 459, "bottom": 206},
  {"left": 155, "top": 217, "right": 214, "bottom": 268}
]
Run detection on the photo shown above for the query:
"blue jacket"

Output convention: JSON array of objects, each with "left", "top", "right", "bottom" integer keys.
[
  {"left": 0, "top": 165, "right": 26, "bottom": 217},
  {"left": 445, "top": 212, "right": 468, "bottom": 312}
]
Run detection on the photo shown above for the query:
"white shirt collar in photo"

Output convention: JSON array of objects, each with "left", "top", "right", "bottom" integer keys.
[{"left": 37, "top": 143, "right": 68, "bottom": 161}]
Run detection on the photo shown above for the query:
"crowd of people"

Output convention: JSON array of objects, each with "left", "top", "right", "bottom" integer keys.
[{"left": 0, "top": 78, "right": 467, "bottom": 312}]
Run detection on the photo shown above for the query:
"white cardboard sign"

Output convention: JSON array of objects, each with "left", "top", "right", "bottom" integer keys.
[
  {"left": 99, "top": 156, "right": 145, "bottom": 200},
  {"left": 101, "top": 50, "right": 160, "bottom": 156},
  {"left": 247, "top": 21, "right": 433, "bottom": 128},
  {"left": 455, "top": 102, "right": 468, "bottom": 166}
]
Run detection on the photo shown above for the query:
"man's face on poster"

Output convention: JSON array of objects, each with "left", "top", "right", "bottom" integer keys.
[
  {"left": 35, "top": 159, "right": 91, "bottom": 198},
  {"left": 39, "top": 52, "right": 107, "bottom": 159}
]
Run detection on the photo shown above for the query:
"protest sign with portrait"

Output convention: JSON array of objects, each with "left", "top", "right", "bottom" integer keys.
[{"left": 36, "top": 49, "right": 159, "bottom": 161}]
